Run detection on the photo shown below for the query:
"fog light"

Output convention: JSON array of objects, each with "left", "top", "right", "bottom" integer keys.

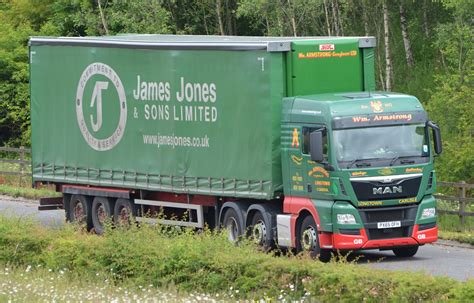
[
  {"left": 421, "top": 208, "right": 436, "bottom": 219},
  {"left": 337, "top": 214, "right": 356, "bottom": 224}
]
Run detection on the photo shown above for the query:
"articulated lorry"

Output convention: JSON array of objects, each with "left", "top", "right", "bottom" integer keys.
[{"left": 30, "top": 35, "right": 442, "bottom": 261}]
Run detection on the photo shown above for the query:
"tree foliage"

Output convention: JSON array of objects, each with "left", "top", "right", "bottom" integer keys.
[
  {"left": 427, "top": 0, "right": 473, "bottom": 182},
  {"left": 0, "top": 0, "right": 472, "bottom": 181}
]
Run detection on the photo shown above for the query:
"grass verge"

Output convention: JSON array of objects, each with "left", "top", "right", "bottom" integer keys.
[
  {"left": 0, "top": 215, "right": 473, "bottom": 301},
  {"left": 438, "top": 213, "right": 474, "bottom": 245},
  {"left": 0, "top": 265, "right": 218, "bottom": 302},
  {"left": 438, "top": 231, "right": 474, "bottom": 245},
  {"left": 0, "top": 184, "right": 60, "bottom": 200}
]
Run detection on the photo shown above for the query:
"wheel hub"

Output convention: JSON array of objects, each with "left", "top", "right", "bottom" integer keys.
[
  {"left": 226, "top": 217, "right": 239, "bottom": 242},
  {"left": 97, "top": 204, "right": 106, "bottom": 224},
  {"left": 252, "top": 220, "right": 267, "bottom": 245},
  {"left": 119, "top": 207, "right": 130, "bottom": 225},
  {"left": 73, "top": 202, "right": 84, "bottom": 222},
  {"left": 302, "top": 226, "right": 317, "bottom": 251}
]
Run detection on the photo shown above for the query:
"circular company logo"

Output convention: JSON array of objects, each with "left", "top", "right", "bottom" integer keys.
[{"left": 76, "top": 62, "right": 127, "bottom": 151}]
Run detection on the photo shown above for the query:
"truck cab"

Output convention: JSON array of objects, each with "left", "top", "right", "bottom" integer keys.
[{"left": 279, "top": 92, "right": 442, "bottom": 259}]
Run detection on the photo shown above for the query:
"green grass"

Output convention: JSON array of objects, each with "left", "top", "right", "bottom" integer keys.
[
  {"left": 0, "top": 215, "right": 473, "bottom": 302},
  {"left": 437, "top": 199, "right": 474, "bottom": 245},
  {"left": 0, "top": 161, "right": 31, "bottom": 187},
  {"left": 0, "top": 184, "right": 60, "bottom": 200},
  {"left": 439, "top": 231, "right": 474, "bottom": 245},
  {"left": 438, "top": 214, "right": 474, "bottom": 232},
  {"left": 0, "top": 162, "right": 55, "bottom": 199}
]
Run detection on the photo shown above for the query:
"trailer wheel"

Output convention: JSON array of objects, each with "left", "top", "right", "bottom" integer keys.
[
  {"left": 69, "top": 195, "right": 92, "bottom": 230},
  {"left": 392, "top": 245, "right": 419, "bottom": 258},
  {"left": 92, "top": 197, "right": 113, "bottom": 234},
  {"left": 249, "top": 211, "right": 273, "bottom": 250},
  {"left": 114, "top": 198, "right": 136, "bottom": 227},
  {"left": 223, "top": 208, "right": 243, "bottom": 242},
  {"left": 298, "top": 215, "right": 332, "bottom": 262}
]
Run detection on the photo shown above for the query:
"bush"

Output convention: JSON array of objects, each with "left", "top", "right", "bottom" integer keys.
[{"left": 0, "top": 215, "right": 473, "bottom": 301}]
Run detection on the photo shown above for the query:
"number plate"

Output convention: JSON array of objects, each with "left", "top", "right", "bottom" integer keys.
[{"left": 377, "top": 221, "right": 401, "bottom": 229}]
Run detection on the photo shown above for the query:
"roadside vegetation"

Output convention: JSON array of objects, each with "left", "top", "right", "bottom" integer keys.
[
  {"left": 0, "top": 162, "right": 59, "bottom": 199},
  {"left": 0, "top": 184, "right": 59, "bottom": 200},
  {"left": 0, "top": 215, "right": 473, "bottom": 302},
  {"left": 436, "top": 199, "right": 474, "bottom": 245},
  {"left": 438, "top": 231, "right": 474, "bottom": 246},
  {"left": 0, "top": 265, "right": 218, "bottom": 302}
]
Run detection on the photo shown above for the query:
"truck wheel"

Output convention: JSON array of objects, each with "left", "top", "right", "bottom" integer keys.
[
  {"left": 92, "top": 197, "right": 113, "bottom": 234},
  {"left": 392, "top": 246, "right": 419, "bottom": 258},
  {"left": 249, "top": 211, "right": 273, "bottom": 250},
  {"left": 69, "top": 195, "right": 92, "bottom": 230},
  {"left": 223, "top": 208, "right": 243, "bottom": 242},
  {"left": 114, "top": 198, "right": 136, "bottom": 227},
  {"left": 298, "top": 215, "right": 332, "bottom": 262}
]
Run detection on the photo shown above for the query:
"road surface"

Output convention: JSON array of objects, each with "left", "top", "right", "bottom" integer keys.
[{"left": 1, "top": 195, "right": 473, "bottom": 281}]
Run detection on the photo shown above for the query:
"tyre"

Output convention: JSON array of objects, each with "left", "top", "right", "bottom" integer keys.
[
  {"left": 91, "top": 197, "right": 113, "bottom": 234},
  {"left": 298, "top": 215, "right": 332, "bottom": 262},
  {"left": 69, "top": 195, "right": 92, "bottom": 230},
  {"left": 249, "top": 211, "right": 274, "bottom": 250},
  {"left": 113, "top": 198, "right": 136, "bottom": 227},
  {"left": 223, "top": 208, "right": 243, "bottom": 242},
  {"left": 392, "top": 246, "right": 419, "bottom": 258}
]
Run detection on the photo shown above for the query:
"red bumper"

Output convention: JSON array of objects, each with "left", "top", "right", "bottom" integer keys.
[{"left": 326, "top": 225, "right": 438, "bottom": 250}]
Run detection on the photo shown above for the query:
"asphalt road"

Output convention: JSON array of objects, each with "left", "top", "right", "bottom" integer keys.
[{"left": 1, "top": 195, "right": 473, "bottom": 281}]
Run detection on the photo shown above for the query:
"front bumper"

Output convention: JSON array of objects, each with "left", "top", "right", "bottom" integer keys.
[{"left": 326, "top": 224, "right": 437, "bottom": 250}]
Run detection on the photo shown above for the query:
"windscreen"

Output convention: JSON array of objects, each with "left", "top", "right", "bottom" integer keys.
[{"left": 333, "top": 124, "right": 429, "bottom": 168}]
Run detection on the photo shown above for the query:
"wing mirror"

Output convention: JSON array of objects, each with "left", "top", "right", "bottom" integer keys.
[
  {"left": 309, "top": 130, "right": 324, "bottom": 162},
  {"left": 427, "top": 121, "right": 442, "bottom": 155}
]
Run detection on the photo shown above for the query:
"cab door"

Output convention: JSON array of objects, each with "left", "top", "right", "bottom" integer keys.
[{"left": 301, "top": 125, "right": 334, "bottom": 199}]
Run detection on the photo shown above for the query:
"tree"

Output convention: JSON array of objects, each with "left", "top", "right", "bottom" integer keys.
[
  {"left": 216, "top": 0, "right": 225, "bottom": 35},
  {"left": 383, "top": 0, "right": 392, "bottom": 91},
  {"left": 399, "top": 0, "right": 414, "bottom": 67}
]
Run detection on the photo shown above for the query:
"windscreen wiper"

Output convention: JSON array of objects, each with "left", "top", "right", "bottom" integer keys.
[
  {"left": 346, "top": 159, "right": 372, "bottom": 169},
  {"left": 390, "top": 155, "right": 416, "bottom": 166},
  {"left": 389, "top": 156, "right": 399, "bottom": 166}
]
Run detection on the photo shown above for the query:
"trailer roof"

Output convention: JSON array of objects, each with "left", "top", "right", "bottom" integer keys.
[{"left": 29, "top": 34, "right": 375, "bottom": 52}]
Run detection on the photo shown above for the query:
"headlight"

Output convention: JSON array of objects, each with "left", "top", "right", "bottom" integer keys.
[
  {"left": 421, "top": 208, "right": 436, "bottom": 219},
  {"left": 337, "top": 214, "right": 356, "bottom": 224}
]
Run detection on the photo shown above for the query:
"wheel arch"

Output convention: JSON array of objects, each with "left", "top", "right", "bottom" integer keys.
[
  {"left": 296, "top": 209, "right": 313, "bottom": 236},
  {"left": 218, "top": 201, "right": 249, "bottom": 231},
  {"left": 246, "top": 203, "right": 280, "bottom": 229}
]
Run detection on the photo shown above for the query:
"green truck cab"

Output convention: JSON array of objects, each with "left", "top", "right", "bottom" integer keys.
[
  {"left": 30, "top": 35, "right": 441, "bottom": 261},
  {"left": 279, "top": 93, "right": 441, "bottom": 259}
]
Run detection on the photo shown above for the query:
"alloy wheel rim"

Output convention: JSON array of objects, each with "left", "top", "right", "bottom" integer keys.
[
  {"left": 97, "top": 204, "right": 106, "bottom": 225},
  {"left": 252, "top": 220, "right": 267, "bottom": 245},
  {"left": 226, "top": 217, "right": 239, "bottom": 242},
  {"left": 119, "top": 207, "right": 130, "bottom": 225},
  {"left": 73, "top": 202, "right": 85, "bottom": 222},
  {"left": 302, "top": 226, "right": 317, "bottom": 251}
]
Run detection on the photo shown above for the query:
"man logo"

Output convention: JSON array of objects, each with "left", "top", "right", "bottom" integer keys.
[
  {"left": 373, "top": 186, "right": 403, "bottom": 195},
  {"left": 76, "top": 62, "right": 127, "bottom": 151}
]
